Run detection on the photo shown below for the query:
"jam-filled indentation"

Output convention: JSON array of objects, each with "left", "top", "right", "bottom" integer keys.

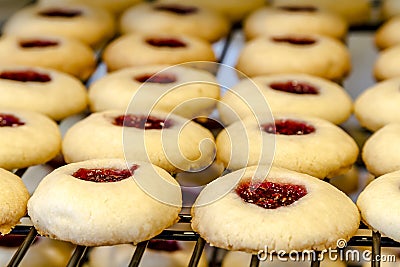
[
  {"left": 262, "top": 119, "right": 315, "bottom": 135},
  {"left": 278, "top": 6, "right": 317, "bottom": 12},
  {"left": 0, "top": 70, "right": 51, "bottom": 83},
  {"left": 269, "top": 81, "right": 319, "bottom": 95},
  {"left": 38, "top": 8, "right": 82, "bottom": 17},
  {"left": 72, "top": 165, "right": 138, "bottom": 183},
  {"left": 0, "top": 113, "right": 25, "bottom": 127},
  {"left": 19, "top": 39, "right": 59, "bottom": 48},
  {"left": 272, "top": 36, "right": 316, "bottom": 45},
  {"left": 154, "top": 4, "right": 198, "bottom": 15},
  {"left": 146, "top": 38, "right": 187, "bottom": 48},
  {"left": 134, "top": 73, "right": 177, "bottom": 84},
  {"left": 113, "top": 114, "right": 172, "bottom": 130}
]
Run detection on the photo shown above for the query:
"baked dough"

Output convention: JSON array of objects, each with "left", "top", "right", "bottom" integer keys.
[
  {"left": 2, "top": 3, "right": 115, "bottom": 48},
  {"left": 354, "top": 77, "right": 400, "bottom": 131},
  {"left": 236, "top": 34, "right": 351, "bottom": 81},
  {"left": 102, "top": 33, "right": 216, "bottom": 71},
  {"left": 0, "top": 168, "right": 29, "bottom": 235},
  {"left": 374, "top": 45, "right": 400, "bottom": 81},
  {"left": 0, "top": 109, "right": 61, "bottom": 170},
  {"left": 0, "top": 35, "right": 95, "bottom": 80},
  {"left": 381, "top": 0, "right": 400, "bottom": 19},
  {"left": 375, "top": 16, "right": 400, "bottom": 50},
  {"left": 119, "top": 2, "right": 229, "bottom": 42},
  {"left": 244, "top": 6, "right": 348, "bottom": 40},
  {"left": 357, "top": 170, "right": 400, "bottom": 242},
  {"left": 88, "top": 64, "right": 220, "bottom": 118},
  {"left": 28, "top": 158, "right": 182, "bottom": 246},
  {"left": 191, "top": 166, "right": 360, "bottom": 253},
  {"left": 218, "top": 73, "right": 353, "bottom": 125},
  {"left": 62, "top": 110, "right": 216, "bottom": 173},
  {"left": 362, "top": 123, "right": 400, "bottom": 176},
  {"left": 0, "top": 65, "right": 87, "bottom": 121},
  {"left": 216, "top": 113, "right": 359, "bottom": 178}
]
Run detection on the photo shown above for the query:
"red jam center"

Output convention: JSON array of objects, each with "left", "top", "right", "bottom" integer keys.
[
  {"left": 278, "top": 6, "right": 317, "bottom": 12},
  {"left": 113, "top": 115, "right": 172, "bottom": 130},
  {"left": 38, "top": 8, "right": 82, "bottom": 17},
  {"left": 0, "top": 70, "right": 51, "bottom": 82},
  {"left": 19, "top": 39, "right": 59, "bottom": 48},
  {"left": 263, "top": 119, "right": 315, "bottom": 135},
  {"left": 146, "top": 38, "right": 187, "bottom": 48},
  {"left": 236, "top": 180, "right": 307, "bottom": 209},
  {"left": 154, "top": 4, "right": 198, "bottom": 15},
  {"left": 134, "top": 73, "right": 177, "bottom": 84},
  {"left": 147, "top": 240, "right": 181, "bottom": 252},
  {"left": 72, "top": 165, "right": 138, "bottom": 183},
  {"left": 272, "top": 36, "right": 316, "bottom": 45},
  {"left": 0, "top": 113, "right": 25, "bottom": 127},
  {"left": 269, "top": 81, "right": 319, "bottom": 95}
]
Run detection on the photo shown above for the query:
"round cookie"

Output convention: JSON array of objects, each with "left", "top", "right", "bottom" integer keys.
[
  {"left": 2, "top": 3, "right": 115, "bottom": 48},
  {"left": 0, "top": 35, "right": 96, "bottom": 81},
  {"left": 62, "top": 110, "right": 216, "bottom": 173},
  {"left": 119, "top": 2, "right": 229, "bottom": 42},
  {"left": 218, "top": 73, "right": 353, "bottom": 125},
  {"left": 216, "top": 113, "right": 359, "bottom": 178},
  {"left": 375, "top": 16, "right": 400, "bottom": 50},
  {"left": 374, "top": 45, "right": 400, "bottom": 81},
  {"left": 28, "top": 158, "right": 182, "bottom": 246},
  {"left": 236, "top": 34, "right": 351, "bottom": 81},
  {"left": 0, "top": 109, "right": 61, "bottom": 170},
  {"left": 354, "top": 77, "right": 400, "bottom": 131},
  {"left": 88, "top": 64, "right": 220, "bottom": 118},
  {"left": 244, "top": 6, "right": 348, "bottom": 40},
  {"left": 191, "top": 166, "right": 360, "bottom": 253},
  {"left": 381, "top": 0, "right": 400, "bottom": 19},
  {"left": 362, "top": 123, "right": 400, "bottom": 176},
  {"left": 0, "top": 65, "right": 88, "bottom": 121},
  {"left": 0, "top": 168, "right": 29, "bottom": 235},
  {"left": 102, "top": 33, "right": 216, "bottom": 72},
  {"left": 357, "top": 170, "right": 400, "bottom": 242}
]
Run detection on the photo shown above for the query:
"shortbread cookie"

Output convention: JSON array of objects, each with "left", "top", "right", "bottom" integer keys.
[
  {"left": 374, "top": 46, "right": 400, "bottom": 81},
  {"left": 354, "top": 77, "right": 400, "bottom": 131},
  {"left": 357, "top": 170, "right": 400, "bottom": 242},
  {"left": 2, "top": 3, "right": 115, "bottom": 47},
  {"left": 103, "top": 33, "right": 215, "bottom": 72},
  {"left": 119, "top": 2, "right": 229, "bottom": 42},
  {"left": 0, "top": 168, "right": 29, "bottom": 235},
  {"left": 381, "top": 0, "right": 400, "bottom": 19},
  {"left": 88, "top": 65, "right": 219, "bottom": 118},
  {"left": 375, "top": 17, "right": 400, "bottom": 50},
  {"left": 62, "top": 110, "right": 215, "bottom": 173},
  {"left": 0, "top": 35, "right": 95, "bottom": 80},
  {"left": 236, "top": 34, "right": 351, "bottom": 80},
  {"left": 0, "top": 109, "right": 61, "bottom": 170},
  {"left": 244, "top": 6, "right": 348, "bottom": 40},
  {"left": 216, "top": 113, "right": 359, "bottom": 178},
  {"left": 362, "top": 124, "right": 400, "bottom": 176},
  {"left": 218, "top": 73, "right": 353, "bottom": 125},
  {"left": 191, "top": 166, "right": 360, "bottom": 253},
  {"left": 28, "top": 159, "right": 182, "bottom": 246},
  {"left": 0, "top": 66, "right": 87, "bottom": 121}
]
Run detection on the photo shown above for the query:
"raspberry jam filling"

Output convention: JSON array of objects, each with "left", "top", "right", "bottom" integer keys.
[
  {"left": 0, "top": 113, "right": 25, "bottom": 127},
  {"left": 263, "top": 119, "right": 315, "bottom": 135},
  {"left": 134, "top": 73, "right": 177, "bottom": 84},
  {"left": 19, "top": 39, "right": 59, "bottom": 48},
  {"left": 146, "top": 38, "right": 187, "bottom": 48},
  {"left": 72, "top": 165, "right": 138, "bottom": 183},
  {"left": 154, "top": 4, "right": 198, "bottom": 15},
  {"left": 269, "top": 81, "right": 319, "bottom": 95},
  {"left": 147, "top": 240, "right": 181, "bottom": 252},
  {"left": 38, "top": 8, "right": 82, "bottom": 17},
  {"left": 278, "top": 6, "right": 317, "bottom": 12},
  {"left": 0, "top": 70, "right": 51, "bottom": 82},
  {"left": 272, "top": 36, "right": 316, "bottom": 45},
  {"left": 113, "top": 114, "right": 172, "bottom": 130},
  {"left": 236, "top": 180, "right": 307, "bottom": 209}
]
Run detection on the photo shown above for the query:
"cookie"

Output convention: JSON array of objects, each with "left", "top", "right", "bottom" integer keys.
[
  {"left": 374, "top": 45, "right": 400, "bottom": 81},
  {"left": 88, "top": 64, "right": 220, "bottom": 118},
  {"left": 381, "top": 0, "right": 400, "bottom": 19},
  {"left": 362, "top": 123, "right": 400, "bottom": 176},
  {"left": 216, "top": 113, "right": 359, "bottom": 178},
  {"left": 0, "top": 35, "right": 96, "bottom": 81},
  {"left": 28, "top": 159, "right": 182, "bottom": 246},
  {"left": 62, "top": 110, "right": 216, "bottom": 173},
  {"left": 0, "top": 65, "right": 88, "bottom": 121},
  {"left": 375, "top": 16, "right": 400, "bottom": 50},
  {"left": 102, "top": 33, "right": 216, "bottom": 71},
  {"left": 2, "top": 3, "right": 115, "bottom": 47},
  {"left": 0, "top": 109, "right": 61, "bottom": 170},
  {"left": 119, "top": 2, "right": 229, "bottom": 42},
  {"left": 244, "top": 6, "right": 348, "bottom": 40},
  {"left": 0, "top": 168, "right": 30, "bottom": 235},
  {"left": 354, "top": 77, "right": 400, "bottom": 131},
  {"left": 236, "top": 34, "right": 351, "bottom": 81},
  {"left": 357, "top": 170, "right": 400, "bottom": 242},
  {"left": 218, "top": 73, "right": 353, "bottom": 125},
  {"left": 191, "top": 166, "right": 360, "bottom": 253}
]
